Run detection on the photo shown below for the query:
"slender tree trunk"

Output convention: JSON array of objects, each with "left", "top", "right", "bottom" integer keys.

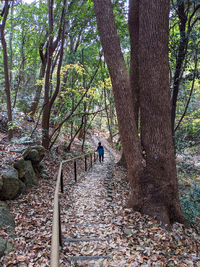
[
  {"left": 9, "top": 0, "right": 14, "bottom": 87},
  {"left": 13, "top": 74, "right": 21, "bottom": 109},
  {"left": 81, "top": 116, "right": 87, "bottom": 151},
  {"left": 42, "top": 0, "right": 54, "bottom": 149},
  {"left": 102, "top": 76, "right": 112, "bottom": 144},
  {"left": 0, "top": 2, "right": 13, "bottom": 141},
  {"left": 171, "top": 2, "right": 187, "bottom": 146},
  {"left": 21, "top": 34, "right": 27, "bottom": 114},
  {"left": 42, "top": 0, "right": 68, "bottom": 149},
  {"left": 2, "top": 35, "right": 13, "bottom": 140},
  {"left": 29, "top": 61, "right": 47, "bottom": 119}
]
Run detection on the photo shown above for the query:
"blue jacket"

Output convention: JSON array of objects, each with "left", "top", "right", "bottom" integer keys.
[{"left": 96, "top": 145, "right": 104, "bottom": 156}]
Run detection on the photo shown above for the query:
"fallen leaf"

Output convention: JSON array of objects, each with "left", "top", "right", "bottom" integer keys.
[{"left": 103, "top": 259, "right": 108, "bottom": 266}]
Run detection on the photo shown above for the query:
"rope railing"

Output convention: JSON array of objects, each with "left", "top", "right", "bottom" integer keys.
[{"left": 50, "top": 151, "right": 97, "bottom": 267}]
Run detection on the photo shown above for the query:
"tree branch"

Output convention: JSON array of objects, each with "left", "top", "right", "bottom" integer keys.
[
  {"left": 49, "top": 56, "right": 102, "bottom": 141},
  {"left": 30, "top": 101, "right": 49, "bottom": 138},
  {"left": 175, "top": 49, "right": 198, "bottom": 132},
  {"left": 188, "top": 4, "right": 200, "bottom": 28}
]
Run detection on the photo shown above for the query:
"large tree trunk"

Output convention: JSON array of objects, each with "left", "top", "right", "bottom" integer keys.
[
  {"left": 117, "top": 151, "right": 127, "bottom": 168},
  {"left": 93, "top": 0, "right": 188, "bottom": 227},
  {"left": 129, "top": 0, "right": 140, "bottom": 128},
  {"left": 138, "top": 0, "right": 188, "bottom": 226},
  {"left": 93, "top": 0, "right": 143, "bottom": 201}
]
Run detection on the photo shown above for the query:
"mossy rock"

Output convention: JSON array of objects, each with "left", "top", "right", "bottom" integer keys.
[
  {"left": 0, "top": 167, "right": 19, "bottom": 200},
  {"left": 0, "top": 201, "right": 15, "bottom": 230}
]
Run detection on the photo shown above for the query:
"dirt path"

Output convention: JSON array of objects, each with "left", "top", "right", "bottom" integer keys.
[
  {"left": 59, "top": 135, "right": 200, "bottom": 267},
  {"left": 62, "top": 135, "right": 116, "bottom": 266},
  {"left": 1, "top": 134, "right": 199, "bottom": 266}
]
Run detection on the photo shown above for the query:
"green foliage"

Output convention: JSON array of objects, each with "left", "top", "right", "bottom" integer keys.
[
  {"left": 179, "top": 182, "right": 200, "bottom": 225},
  {"left": 176, "top": 108, "right": 200, "bottom": 144},
  {"left": 7, "top": 121, "right": 16, "bottom": 130},
  {"left": 11, "top": 136, "right": 34, "bottom": 144}
]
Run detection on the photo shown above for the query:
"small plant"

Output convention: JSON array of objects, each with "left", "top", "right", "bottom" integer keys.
[{"left": 179, "top": 181, "right": 200, "bottom": 225}]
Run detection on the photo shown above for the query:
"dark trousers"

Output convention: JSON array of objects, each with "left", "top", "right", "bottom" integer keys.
[{"left": 99, "top": 154, "right": 104, "bottom": 163}]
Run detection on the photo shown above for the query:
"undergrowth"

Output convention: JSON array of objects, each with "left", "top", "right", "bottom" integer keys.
[{"left": 179, "top": 182, "right": 200, "bottom": 226}]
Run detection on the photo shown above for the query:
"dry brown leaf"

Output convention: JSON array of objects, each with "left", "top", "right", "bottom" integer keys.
[
  {"left": 103, "top": 258, "right": 108, "bottom": 266},
  {"left": 17, "top": 255, "right": 28, "bottom": 262}
]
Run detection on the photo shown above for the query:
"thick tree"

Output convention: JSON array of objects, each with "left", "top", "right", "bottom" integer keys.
[
  {"left": 93, "top": 0, "right": 188, "bottom": 226},
  {"left": 129, "top": 0, "right": 139, "bottom": 128}
]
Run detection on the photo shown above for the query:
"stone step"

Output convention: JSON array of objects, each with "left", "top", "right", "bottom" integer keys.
[
  {"left": 67, "top": 222, "right": 108, "bottom": 226},
  {"left": 63, "top": 237, "right": 110, "bottom": 242},
  {"left": 70, "top": 255, "right": 110, "bottom": 261},
  {"left": 65, "top": 210, "right": 107, "bottom": 214},
  {"left": 89, "top": 170, "right": 110, "bottom": 172}
]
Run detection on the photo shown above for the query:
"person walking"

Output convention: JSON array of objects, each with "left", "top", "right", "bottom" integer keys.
[{"left": 95, "top": 142, "right": 104, "bottom": 163}]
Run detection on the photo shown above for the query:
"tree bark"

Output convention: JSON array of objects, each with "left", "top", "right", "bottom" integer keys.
[
  {"left": 9, "top": 0, "right": 14, "bottom": 87},
  {"left": 42, "top": 0, "right": 68, "bottom": 149},
  {"left": 102, "top": 68, "right": 113, "bottom": 144},
  {"left": 0, "top": 1, "right": 13, "bottom": 141},
  {"left": 117, "top": 151, "right": 127, "bottom": 168},
  {"left": 93, "top": 0, "right": 188, "bottom": 227},
  {"left": 29, "top": 59, "right": 47, "bottom": 120},
  {"left": 138, "top": 0, "right": 188, "bottom": 226},
  {"left": 93, "top": 0, "right": 143, "bottom": 201},
  {"left": 129, "top": 0, "right": 140, "bottom": 128}
]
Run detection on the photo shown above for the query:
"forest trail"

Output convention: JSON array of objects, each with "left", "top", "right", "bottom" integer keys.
[
  {"left": 62, "top": 135, "right": 116, "bottom": 266},
  {"left": 0, "top": 134, "right": 199, "bottom": 266},
  {"left": 58, "top": 136, "right": 200, "bottom": 267}
]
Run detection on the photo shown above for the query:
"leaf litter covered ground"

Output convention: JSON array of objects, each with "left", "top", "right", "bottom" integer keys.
[{"left": 0, "top": 131, "right": 200, "bottom": 266}]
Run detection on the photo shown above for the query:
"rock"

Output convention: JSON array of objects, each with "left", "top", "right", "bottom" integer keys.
[
  {"left": 6, "top": 242, "right": 13, "bottom": 254},
  {"left": 124, "top": 228, "right": 133, "bottom": 236},
  {"left": 0, "top": 237, "right": 6, "bottom": 257},
  {"left": 0, "top": 201, "right": 15, "bottom": 230},
  {"left": 14, "top": 158, "right": 25, "bottom": 178},
  {"left": 0, "top": 203, "right": 14, "bottom": 256},
  {"left": 17, "top": 180, "right": 27, "bottom": 197},
  {"left": 152, "top": 263, "right": 164, "bottom": 267},
  {"left": 0, "top": 167, "right": 19, "bottom": 200},
  {"left": 22, "top": 161, "right": 38, "bottom": 188},
  {"left": 23, "top": 145, "right": 46, "bottom": 166},
  {"left": 107, "top": 197, "right": 112, "bottom": 202},
  {"left": 34, "top": 161, "right": 45, "bottom": 176},
  {"left": 14, "top": 156, "right": 40, "bottom": 189}
]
